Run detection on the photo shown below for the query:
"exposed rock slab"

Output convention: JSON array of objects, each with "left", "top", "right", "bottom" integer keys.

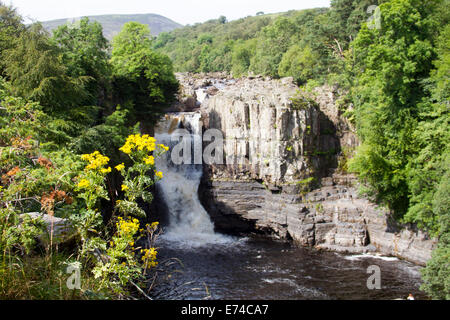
[{"left": 200, "top": 175, "right": 437, "bottom": 266}]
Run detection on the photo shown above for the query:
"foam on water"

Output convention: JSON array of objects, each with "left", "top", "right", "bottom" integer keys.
[
  {"left": 261, "top": 278, "right": 329, "bottom": 299},
  {"left": 344, "top": 253, "right": 399, "bottom": 262}
]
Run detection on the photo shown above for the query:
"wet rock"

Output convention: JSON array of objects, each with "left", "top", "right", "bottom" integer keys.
[
  {"left": 182, "top": 96, "right": 198, "bottom": 111},
  {"left": 200, "top": 177, "right": 436, "bottom": 265},
  {"left": 206, "top": 86, "right": 219, "bottom": 96}
]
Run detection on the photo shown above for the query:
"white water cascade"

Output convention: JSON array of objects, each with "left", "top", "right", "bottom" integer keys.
[{"left": 155, "top": 112, "right": 232, "bottom": 247}]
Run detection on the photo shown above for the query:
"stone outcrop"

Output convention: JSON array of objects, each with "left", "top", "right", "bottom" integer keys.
[
  {"left": 175, "top": 73, "right": 437, "bottom": 266},
  {"left": 20, "top": 212, "right": 77, "bottom": 246},
  {"left": 169, "top": 72, "right": 234, "bottom": 112},
  {"left": 200, "top": 76, "right": 341, "bottom": 185},
  {"left": 199, "top": 174, "right": 436, "bottom": 266}
]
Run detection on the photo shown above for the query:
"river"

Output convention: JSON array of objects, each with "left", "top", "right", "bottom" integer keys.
[{"left": 148, "top": 234, "right": 424, "bottom": 300}]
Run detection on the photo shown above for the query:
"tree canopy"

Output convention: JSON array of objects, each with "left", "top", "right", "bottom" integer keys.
[{"left": 110, "top": 22, "right": 178, "bottom": 125}]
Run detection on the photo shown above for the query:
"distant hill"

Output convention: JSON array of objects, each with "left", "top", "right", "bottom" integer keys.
[{"left": 40, "top": 13, "right": 183, "bottom": 40}]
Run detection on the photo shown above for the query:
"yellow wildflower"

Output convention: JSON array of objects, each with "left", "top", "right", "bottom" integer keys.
[
  {"left": 115, "top": 163, "right": 125, "bottom": 171},
  {"left": 119, "top": 145, "right": 132, "bottom": 154},
  {"left": 144, "top": 156, "right": 155, "bottom": 166},
  {"left": 121, "top": 184, "right": 129, "bottom": 191},
  {"left": 154, "top": 171, "right": 163, "bottom": 179},
  {"left": 81, "top": 151, "right": 110, "bottom": 171},
  {"left": 77, "top": 179, "right": 90, "bottom": 189},
  {"left": 150, "top": 222, "right": 159, "bottom": 229},
  {"left": 141, "top": 247, "right": 158, "bottom": 267},
  {"left": 116, "top": 216, "right": 140, "bottom": 236},
  {"left": 119, "top": 134, "right": 157, "bottom": 154},
  {"left": 158, "top": 144, "right": 169, "bottom": 152},
  {"left": 101, "top": 167, "right": 112, "bottom": 174}
]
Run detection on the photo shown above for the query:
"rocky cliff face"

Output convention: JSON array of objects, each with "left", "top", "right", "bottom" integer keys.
[
  {"left": 199, "top": 175, "right": 436, "bottom": 265},
  {"left": 200, "top": 76, "right": 343, "bottom": 184},
  {"left": 176, "top": 73, "right": 437, "bottom": 266}
]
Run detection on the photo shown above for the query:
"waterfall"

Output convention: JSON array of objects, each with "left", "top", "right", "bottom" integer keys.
[{"left": 155, "top": 112, "right": 231, "bottom": 247}]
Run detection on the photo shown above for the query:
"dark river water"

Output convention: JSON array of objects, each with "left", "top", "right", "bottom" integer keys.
[{"left": 149, "top": 234, "right": 426, "bottom": 300}]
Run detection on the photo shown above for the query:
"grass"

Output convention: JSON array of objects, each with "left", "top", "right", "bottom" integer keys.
[{"left": 0, "top": 251, "right": 109, "bottom": 300}]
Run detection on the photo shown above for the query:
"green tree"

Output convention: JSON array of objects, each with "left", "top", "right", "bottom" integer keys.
[
  {"left": 0, "top": 2, "right": 24, "bottom": 75},
  {"left": 231, "top": 39, "right": 256, "bottom": 77},
  {"left": 286, "top": 8, "right": 332, "bottom": 80},
  {"left": 4, "top": 23, "right": 90, "bottom": 114},
  {"left": 329, "top": 0, "right": 379, "bottom": 45},
  {"left": 51, "top": 17, "right": 111, "bottom": 105},
  {"left": 278, "top": 45, "right": 318, "bottom": 84},
  {"left": 408, "top": 24, "right": 450, "bottom": 300},
  {"left": 111, "top": 22, "right": 178, "bottom": 125},
  {"left": 249, "top": 17, "right": 298, "bottom": 77},
  {"left": 421, "top": 239, "right": 450, "bottom": 299},
  {"left": 70, "top": 107, "right": 136, "bottom": 164},
  {"left": 218, "top": 16, "right": 227, "bottom": 24},
  {"left": 152, "top": 31, "right": 175, "bottom": 50},
  {"left": 348, "top": 0, "right": 441, "bottom": 215},
  {"left": 420, "top": 162, "right": 450, "bottom": 299}
]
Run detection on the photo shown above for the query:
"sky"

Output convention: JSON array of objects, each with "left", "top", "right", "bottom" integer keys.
[{"left": 7, "top": 0, "right": 331, "bottom": 25}]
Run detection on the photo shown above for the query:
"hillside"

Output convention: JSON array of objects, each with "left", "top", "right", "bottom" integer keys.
[
  {"left": 41, "top": 13, "right": 182, "bottom": 39},
  {"left": 152, "top": 8, "right": 333, "bottom": 78}
]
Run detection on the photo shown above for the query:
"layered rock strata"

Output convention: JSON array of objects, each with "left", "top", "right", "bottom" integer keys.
[{"left": 175, "top": 73, "right": 436, "bottom": 265}]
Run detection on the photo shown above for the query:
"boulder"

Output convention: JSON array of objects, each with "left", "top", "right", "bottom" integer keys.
[
  {"left": 21, "top": 212, "right": 78, "bottom": 246},
  {"left": 206, "top": 86, "right": 219, "bottom": 96}
]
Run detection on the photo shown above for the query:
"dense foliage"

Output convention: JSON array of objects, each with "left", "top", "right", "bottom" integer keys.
[
  {"left": 0, "top": 1, "right": 178, "bottom": 299},
  {"left": 344, "top": 1, "right": 449, "bottom": 299},
  {"left": 154, "top": 2, "right": 378, "bottom": 83},
  {"left": 111, "top": 22, "right": 178, "bottom": 124}
]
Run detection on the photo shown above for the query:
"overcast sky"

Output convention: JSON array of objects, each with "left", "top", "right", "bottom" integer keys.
[{"left": 7, "top": 0, "right": 331, "bottom": 25}]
